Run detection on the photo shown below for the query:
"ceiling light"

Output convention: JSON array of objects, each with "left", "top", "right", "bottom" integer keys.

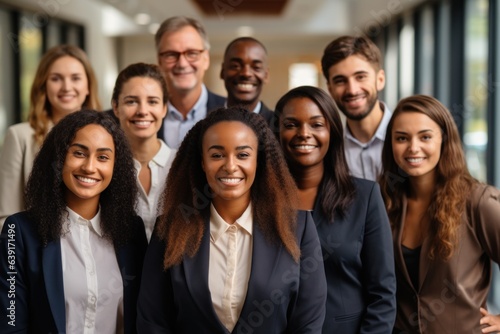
[
  {"left": 135, "top": 13, "right": 151, "bottom": 25},
  {"left": 236, "top": 26, "right": 254, "bottom": 37}
]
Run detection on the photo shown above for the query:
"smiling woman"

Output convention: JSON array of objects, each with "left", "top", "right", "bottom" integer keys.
[
  {"left": 380, "top": 95, "right": 500, "bottom": 333},
  {"left": 275, "top": 85, "right": 396, "bottom": 334},
  {"left": 112, "top": 62, "right": 176, "bottom": 241},
  {"left": 0, "top": 110, "right": 147, "bottom": 334},
  {"left": 137, "top": 106, "right": 327, "bottom": 333},
  {"left": 0, "top": 45, "right": 102, "bottom": 229}
]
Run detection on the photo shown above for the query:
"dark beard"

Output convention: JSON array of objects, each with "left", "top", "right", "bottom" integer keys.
[{"left": 340, "top": 93, "right": 379, "bottom": 121}]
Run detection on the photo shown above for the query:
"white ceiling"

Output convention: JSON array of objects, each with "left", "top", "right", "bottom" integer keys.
[{"left": 97, "top": 0, "right": 425, "bottom": 41}]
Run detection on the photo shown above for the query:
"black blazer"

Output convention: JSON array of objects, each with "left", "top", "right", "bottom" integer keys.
[
  {"left": 257, "top": 102, "right": 275, "bottom": 126},
  {"left": 0, "top": 211, "right": 148, "bottom": 334},
  {"left": 313, "top": 178, "right": 396, "bottom": 333},
  {"left": 137, "top": 210, "right": 327, "bottom": 333},
  {"left": 157, "top": 89, "right": 225, "bottom": 142}
]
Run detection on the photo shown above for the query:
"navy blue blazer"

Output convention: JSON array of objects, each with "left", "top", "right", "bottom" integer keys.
[
  {"left": 0, "top": 211, "right": 148, "bottom": 334},
  {"left": 313, "top": 178, "right": 396, "bottom": 334},
  {"left": 137, "top": 210, "right": 327, "bottom": 333},
  {"left": 157, "top": 89, "right": 225, "bottom": 142}
]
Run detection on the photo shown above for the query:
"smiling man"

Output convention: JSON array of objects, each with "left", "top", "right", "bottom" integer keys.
[
  {"left": 321, "top": 35, "right": 391, "bottom": 181},
  {"left": 220, "top": 37, "right": 274, "bottom": 125},
  {"left": 155, "top": 16, "right": 225, "bottom": 148}
]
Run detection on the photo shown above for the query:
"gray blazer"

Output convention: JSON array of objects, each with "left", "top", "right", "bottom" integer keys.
[{"left": 0, "top": 122, "right": 41, "bottom": 229}]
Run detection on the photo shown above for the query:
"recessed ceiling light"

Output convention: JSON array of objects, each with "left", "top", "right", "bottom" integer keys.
[
  {"left": 135, "top": 13, "right": 151, "bottom": 25},
  {"left": 236, "top": 26, "right": 254, "bottom": 37}
]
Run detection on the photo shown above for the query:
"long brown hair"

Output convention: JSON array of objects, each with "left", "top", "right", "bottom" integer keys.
[
  {"left": 157, "top": 107, "right": 300, "bottom": 269},
  {"left": 29, "top": 45, "right": 101, "bottom": 145},
  {"left": 379, "top": 95, "right": 477, "bottom": 260}
]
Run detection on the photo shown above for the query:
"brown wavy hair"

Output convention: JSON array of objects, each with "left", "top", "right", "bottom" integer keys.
[
  {"left": 157, "top": 107, "right": 300, "bottom": 268},
  {"left": 274, "top": 86, "right": 356, "bottom": 221},
  {"left": 29, "top": 45, "right": 101, "bottom": 146},
  {"left": 379, "top": 95, "right": 477, "bottom": 260}
]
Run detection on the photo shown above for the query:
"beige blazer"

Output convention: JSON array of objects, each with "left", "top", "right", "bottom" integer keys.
[
  {"left": 393, "top": 184, "right": 500, "bottom": 333},
  {"left": 0, "top": 122, "right": 40, "bottom": 229}
]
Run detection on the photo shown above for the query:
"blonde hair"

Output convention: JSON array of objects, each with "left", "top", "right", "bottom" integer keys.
[{"left": 28, "top": 45, "right": 101, "bottom": 145}]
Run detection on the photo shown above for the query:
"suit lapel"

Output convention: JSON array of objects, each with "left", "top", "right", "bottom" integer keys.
[
  {"left": 183, "top": 219, "right": 224, "bottom": 330},
  {"left": 42, "top": 240, "right": 66, "bottom": 333},
  {"left": 396, "top": 196, "right": 419, "bottom": 292},
  {"left": 237, "top": 222, "right": 283, "bottom": 324}
]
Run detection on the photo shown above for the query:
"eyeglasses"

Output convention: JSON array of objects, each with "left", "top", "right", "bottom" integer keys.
[{"left": 159, "top": 49, "right": 205, "bottom": 63}]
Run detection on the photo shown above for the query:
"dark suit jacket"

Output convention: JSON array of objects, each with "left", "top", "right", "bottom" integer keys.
[
  {"left": 157, "top": 89, "right": 225, "bottom": 142},
  {"left": 137, "top": 210, "right": 327, "bottom": 333},
  {"left": 256, "top": 102, "right": 274, "bottom": 126},
  {"left": 313, "top": 178, "right": 396, "bottom": 334},
  {"left": 0, "top": 211, "right": 148, "bottom": 334}
]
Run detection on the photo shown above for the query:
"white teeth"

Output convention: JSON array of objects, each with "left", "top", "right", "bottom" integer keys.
[
  {"left": 406, "top": 158, "right": 424, "bottom": 163},
  {"left": 295, "top": 145, "right": 315, "bottom": 150},
  {"left": 133, "top": 121, "right": 152, "bottom": 126},
  {"left": 237, "top": 84, "right": 253, "bottom": 90},
  {"left": 76, "top": 176, "right": 98, "bottom": 183},
  {"left": 220, "top": 178, "right": 241, "bottom": 184}
]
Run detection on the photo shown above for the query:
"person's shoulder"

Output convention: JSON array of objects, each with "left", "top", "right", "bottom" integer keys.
[
  {"left": 6, "top": 122, "right": 33, "bottom": 138},
  {"left": 351, "top": 177, "right": 377, "bottom": 191},
  {"left": 206, "top": 89, "right": 226, "bottom": 105},
  {"left": 469, "top": 183, "right": 500, "bottom": 204},
  {"left": 3, "top": 211, "right": 37, "bottom": 234}
]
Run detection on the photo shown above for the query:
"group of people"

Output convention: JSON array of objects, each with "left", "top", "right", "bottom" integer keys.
[{"left": 0, "top": 14, "right": 500, "bottom": 334}]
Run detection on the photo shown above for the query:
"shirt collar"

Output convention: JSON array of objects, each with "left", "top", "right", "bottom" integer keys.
[
  {"left": 373, "top": 102, "right": 392, "bottom": 141},
  {"left": 344, "top": 101, "right": 392, "bottom": 145},
  {"left": 66, "top": 206, "right": 103, "bottom": 236},
  {"left": 210, "top": 203, "right": 253, "bottom": 243},
  {"left": 134, "top": 139, "right": 175, "bottom": 169},
  {"left": 167, "top": 84, "right": 208, "bottom": 120},
  {"left": 223, "top": 101, "right": 262, "bottom": 114}
]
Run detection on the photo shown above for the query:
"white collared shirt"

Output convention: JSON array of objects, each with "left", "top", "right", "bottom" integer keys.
[
  {"left": 224, "top": 101, "right": 262, "bottom": 114},
  {"left": 134, "top": 139, "right": 176, "bottom": 241},
  {"left": 344, "top": 102, "right": 392, "bottom": 181},
  {"left": 164, "top": 85, "right": 209, "bottom": 149},
  {"left": 60, "top": 207, "right": 123, "bottom": 334},
  {"left": 209, "top": 203, "right": 253, "bottom": 332}
]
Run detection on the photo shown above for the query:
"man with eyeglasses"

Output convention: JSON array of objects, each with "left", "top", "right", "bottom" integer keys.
[{"left": 155, "top": 16, "right": 225, "bottom": 148}]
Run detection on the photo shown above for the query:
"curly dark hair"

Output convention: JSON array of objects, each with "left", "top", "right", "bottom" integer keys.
[
  {"left": 379, "top": 95, "right": 477, "bottom": 260},
  {"left": 25, "top": 110, "right": 138, "bottom": 246},
  {"left": 157, "top": 107, "right": 300, "bottom": 268},
  {"left": 274, "top": 86, "right": 356, "bottom": 221}
]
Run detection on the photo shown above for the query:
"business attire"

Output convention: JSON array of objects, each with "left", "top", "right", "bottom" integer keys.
[
  {"left": 134, "top": 140, "right": 176, "bottom": 241},
  {"left": 344, "top": 102, "right": 392, "bottom": 181},
  {"left": 137, "top": 210, "right": 327, "bottom": 333},
  {"left": 0, "top": 211, "right": 147, "bottom": 334},
  {"left": 254, "top": 101, "right": 274, "bottom": 125},
  {"left": 0, "top": 123, "right": 41, "bottom": 230},
  {"left": 313, "top": 178, "right": 396, "bottom": 333},
  {"left": 393, "top": 184, "right": 500, "bottom": 334},
  {"left": 158, "top": 86, "right": 225, "bottom": 148}
]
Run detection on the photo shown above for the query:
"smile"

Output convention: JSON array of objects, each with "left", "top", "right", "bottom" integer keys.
[
  {"left": 219, "top": 177, "right": 243, "bottom": 184},
  {"left": 237, "top": 83, "right": 255, "bottom": 91},
  {"left": 344, "top": 94, "right": 366, "bottom": 103},
  {"left": 294, "top": 145, "right": 316, "bottom": 150},
  {"left": 75, "top": 175, "right": 99, "bottom": 184},
  {"left": 406, "top": 157, "right": 424, "bottom": 163},
  {"left": 132, "top": 120, "right": 153, "bottom": 126}
]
